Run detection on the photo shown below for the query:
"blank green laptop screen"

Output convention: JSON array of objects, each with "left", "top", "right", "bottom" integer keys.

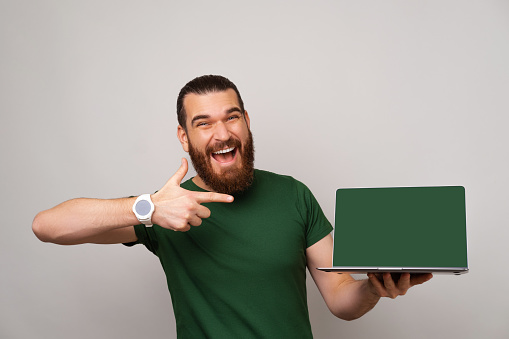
[{"left": 333, "top": 186, "right": 467, "bottom": 268}]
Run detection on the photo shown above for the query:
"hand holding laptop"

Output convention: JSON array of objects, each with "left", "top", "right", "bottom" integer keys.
[{"left": 367, "top": 272, "right": 433, "bottom": 299}]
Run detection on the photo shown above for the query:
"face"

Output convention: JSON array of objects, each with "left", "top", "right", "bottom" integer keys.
[{"left": 177, "top": 89, "right": 255, "bottom": 195}]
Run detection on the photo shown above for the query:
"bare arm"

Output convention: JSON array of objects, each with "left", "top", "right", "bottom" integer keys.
[
  {"left": 32, "top": 197, "right": 139, "bottom": 245},
  {"left": 306, "top": 234, "right": 433, "bottom": 320},
  {"left": 32, "top": 158, "right": 234, "bottom": 245}
]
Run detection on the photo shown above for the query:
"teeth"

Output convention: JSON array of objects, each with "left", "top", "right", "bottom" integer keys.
[{"left": 213, "top": 147, "right": 235, "bottom": 154}]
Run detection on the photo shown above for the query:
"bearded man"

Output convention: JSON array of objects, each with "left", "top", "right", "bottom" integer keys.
[{"left": 33, "top": 75, "right": 432, "bottom": 338}]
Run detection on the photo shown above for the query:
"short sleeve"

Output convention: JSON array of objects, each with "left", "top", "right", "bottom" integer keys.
[
  {"left": 122, "top": 224, "right": 159, "bottom": 254},
  {"left": 295, "top": 181, "right": 333, "bottom": 248}
]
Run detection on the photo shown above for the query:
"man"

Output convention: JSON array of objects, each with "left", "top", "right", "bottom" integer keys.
[{"left": 33, "top": 75, "right": 432, "bottom": 338}]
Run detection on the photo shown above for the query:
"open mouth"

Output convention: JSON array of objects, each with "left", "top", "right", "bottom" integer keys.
[{"left": 211, "top": 146, "right": 237, "bottom": 163}]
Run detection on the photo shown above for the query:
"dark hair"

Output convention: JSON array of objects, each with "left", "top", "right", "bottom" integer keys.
[{"left": 177, "top": 75, "right": 245, "bottom": 130}]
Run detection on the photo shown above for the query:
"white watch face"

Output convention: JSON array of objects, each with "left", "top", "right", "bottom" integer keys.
[{"left": 135, "top": 200, "right": 152, "bottom": 216}]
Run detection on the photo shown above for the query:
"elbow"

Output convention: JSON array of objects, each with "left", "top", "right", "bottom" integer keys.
[
  {"left": 32, "top": 211, "right": 69, "bottom": 244},
  {"left": 32, "top": 211, "right": 52, "bottom": 243},
  {"left": 329, "top": 306, "right": 369, "bottom": 322},
  {"left": 335, "top": 313, "right": 363, "bottom": 322},
  {"left": 32, "top": 211, "right": 83, "bottom": 245}
]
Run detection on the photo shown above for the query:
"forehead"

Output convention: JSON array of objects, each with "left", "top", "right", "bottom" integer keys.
[{"left": 183, "top": 89, "right": 240, "bottom": 120}]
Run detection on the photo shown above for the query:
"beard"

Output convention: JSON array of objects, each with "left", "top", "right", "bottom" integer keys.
[{"left": 188, "top": 130, "right": 255, "bottom": 195}]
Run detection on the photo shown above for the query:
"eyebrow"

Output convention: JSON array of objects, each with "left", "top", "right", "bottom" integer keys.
[
  {"left": 191, "top": 114, "right": 210, "bottom": 125},
  {"left": 226, "top": 107, "right": 242, "bottom": 114},
  {"left": 190, "top": 106, "right": 243, "bottom": 126}
]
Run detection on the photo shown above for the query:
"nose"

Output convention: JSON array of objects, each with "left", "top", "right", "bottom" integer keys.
[{"left": 212, "top": 122, "right": 231, "bottom": 141}]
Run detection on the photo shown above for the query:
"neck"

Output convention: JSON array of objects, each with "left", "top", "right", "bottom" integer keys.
[{"left": 192, "top": 176, "right": 214, "bottom": 192}]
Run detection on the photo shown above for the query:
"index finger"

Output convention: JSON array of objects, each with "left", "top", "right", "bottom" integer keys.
[{"left": 193, "top": 191, "right": 234, "bottom": 204}]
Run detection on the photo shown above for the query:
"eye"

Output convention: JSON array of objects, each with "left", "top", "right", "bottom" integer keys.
[{"left": 227, "top": 115, "right": 240, "bottom": 121}]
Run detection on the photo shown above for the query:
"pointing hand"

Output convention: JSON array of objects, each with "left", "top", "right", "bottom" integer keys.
[{"left": 150, "top": 158, "right": 234, "bottom": 231}]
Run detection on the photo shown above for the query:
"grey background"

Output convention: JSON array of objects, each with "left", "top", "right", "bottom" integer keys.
[{"left": 1, "top": 1, "right": 508, "bottom": 338}]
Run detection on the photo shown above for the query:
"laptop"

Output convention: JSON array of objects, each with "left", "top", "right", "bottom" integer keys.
[{"left": 317, "top": 186, "right": 469, "bottom": 275}]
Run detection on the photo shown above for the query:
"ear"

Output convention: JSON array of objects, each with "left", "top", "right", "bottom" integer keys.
[
  {"left": 177, "top": 125, "right": 189, "bottom": 152},
  {"left": 244, "top": 110, "right": 251, "bottom": 129}
]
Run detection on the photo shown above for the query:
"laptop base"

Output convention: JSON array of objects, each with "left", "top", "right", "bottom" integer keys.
[{"left": 316, "top": 267, "right": 469, "bottom": 275}]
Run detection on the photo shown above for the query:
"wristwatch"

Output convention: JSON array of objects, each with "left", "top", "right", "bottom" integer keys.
[{"left": 132, "top": 194, "right": 155, "bottom": 227}]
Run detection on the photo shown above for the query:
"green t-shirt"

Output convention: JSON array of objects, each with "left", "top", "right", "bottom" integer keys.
[{"left": 128, "top": 169, "right": 332, "bottom": 338}]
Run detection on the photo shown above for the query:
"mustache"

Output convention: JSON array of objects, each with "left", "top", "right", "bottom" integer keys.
[{"left": 206, "top": 138, "right": 242, "bottom": 154}]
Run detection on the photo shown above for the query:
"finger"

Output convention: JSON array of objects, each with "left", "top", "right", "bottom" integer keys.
[
  {"left": 174, "top": 223, "right": 191, "bottom": 232},
  {"left": 382, "top": 273, "right": 398, "bottom": 299},
  {"left": 187, "top": 214, "right": 203, "bottom": 227},
  {"left": 194, "top": 191, "right": 234, "bottom": 204},
  {"left": 195, "top": 205, "right": 211, "bottom": 219},
  {"left": 367, "top": 273, "right": 387, "bottom": 298},
  {"left": 410, "top": 273, "right": 433, "bottom": 286},
  {"left": 166, "top": 158, "right": 189, "bottom": 187},
  {"left": 397, "top": 273, "right": 412, "bottom": 295},
  {"left": 383, "top": 273, "right": 396, "bottom": 289}
]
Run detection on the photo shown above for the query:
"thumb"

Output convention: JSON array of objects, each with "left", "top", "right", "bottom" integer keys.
[{"left": 165, "top": 158, "right": 189, "bottom": 187}]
